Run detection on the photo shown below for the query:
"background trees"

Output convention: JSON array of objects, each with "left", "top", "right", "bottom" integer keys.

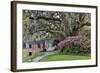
[{"left": 23, "top": 10, "right": 91, "bottom": 42}]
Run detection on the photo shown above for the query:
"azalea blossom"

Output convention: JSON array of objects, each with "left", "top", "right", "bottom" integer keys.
[{"left": 57, "top": 35, "right": 90, "bottom": 49}]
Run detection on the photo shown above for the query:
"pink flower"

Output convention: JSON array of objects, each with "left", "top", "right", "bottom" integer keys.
[{"left": 57, "top": 35, "right": 90, "bottom": 49}]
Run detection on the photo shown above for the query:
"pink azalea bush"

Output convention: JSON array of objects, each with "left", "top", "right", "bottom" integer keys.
[{"left": 57, "top": 35, "right": 90, "bottom": 49}]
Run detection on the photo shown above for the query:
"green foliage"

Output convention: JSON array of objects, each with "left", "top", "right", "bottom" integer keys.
[
  {"left": 50, "top": 33, "right": 56, "bottom": 40},
  {"left": 80, "top": 26, "right": 90, "bottom": 35},
  {"left": 23, "top": 16, "right": 29, "bottom": 28},
  {"left": 60, "top": 43, "right": 90, "bottom": 56},
  {"left": 82, "top": 14, "right": 91, "bottom": 25}
]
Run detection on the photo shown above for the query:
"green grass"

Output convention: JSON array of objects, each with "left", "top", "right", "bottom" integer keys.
[
  {"left": 23, "top": 49, "right": 44, "bottom": 62},
  {"left": 23, "top": 49, "right": 91, "bottom": 62},
  {"left": 41, "top": 54, "right": 91, "bottom": 61}
]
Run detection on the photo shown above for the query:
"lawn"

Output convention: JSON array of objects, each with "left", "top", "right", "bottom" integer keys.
[
  {"left": 41, "top": 54, "right": 91, "bottom": 61},
  {"left": 23, "top": 49, "right": 44, "bottom": 62},
  {"left": 23, "top": 49, "right": 91, "bottom": 62}
]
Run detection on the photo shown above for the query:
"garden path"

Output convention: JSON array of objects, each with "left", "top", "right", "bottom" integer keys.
[
  {"left": 32, "top": 51, "right": 55, "bottom": 62},
  {"left": 32, "top": 44, "right": 56, "bottom": 62}
]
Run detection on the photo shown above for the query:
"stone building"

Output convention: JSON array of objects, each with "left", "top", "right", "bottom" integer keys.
[{"left": 24, "top": 39, "right": 51, "bottom": 53}]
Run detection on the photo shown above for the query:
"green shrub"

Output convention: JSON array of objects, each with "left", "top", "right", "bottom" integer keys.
[{"left": 60, "top": 43, "right": 90, "bottom": 56}]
